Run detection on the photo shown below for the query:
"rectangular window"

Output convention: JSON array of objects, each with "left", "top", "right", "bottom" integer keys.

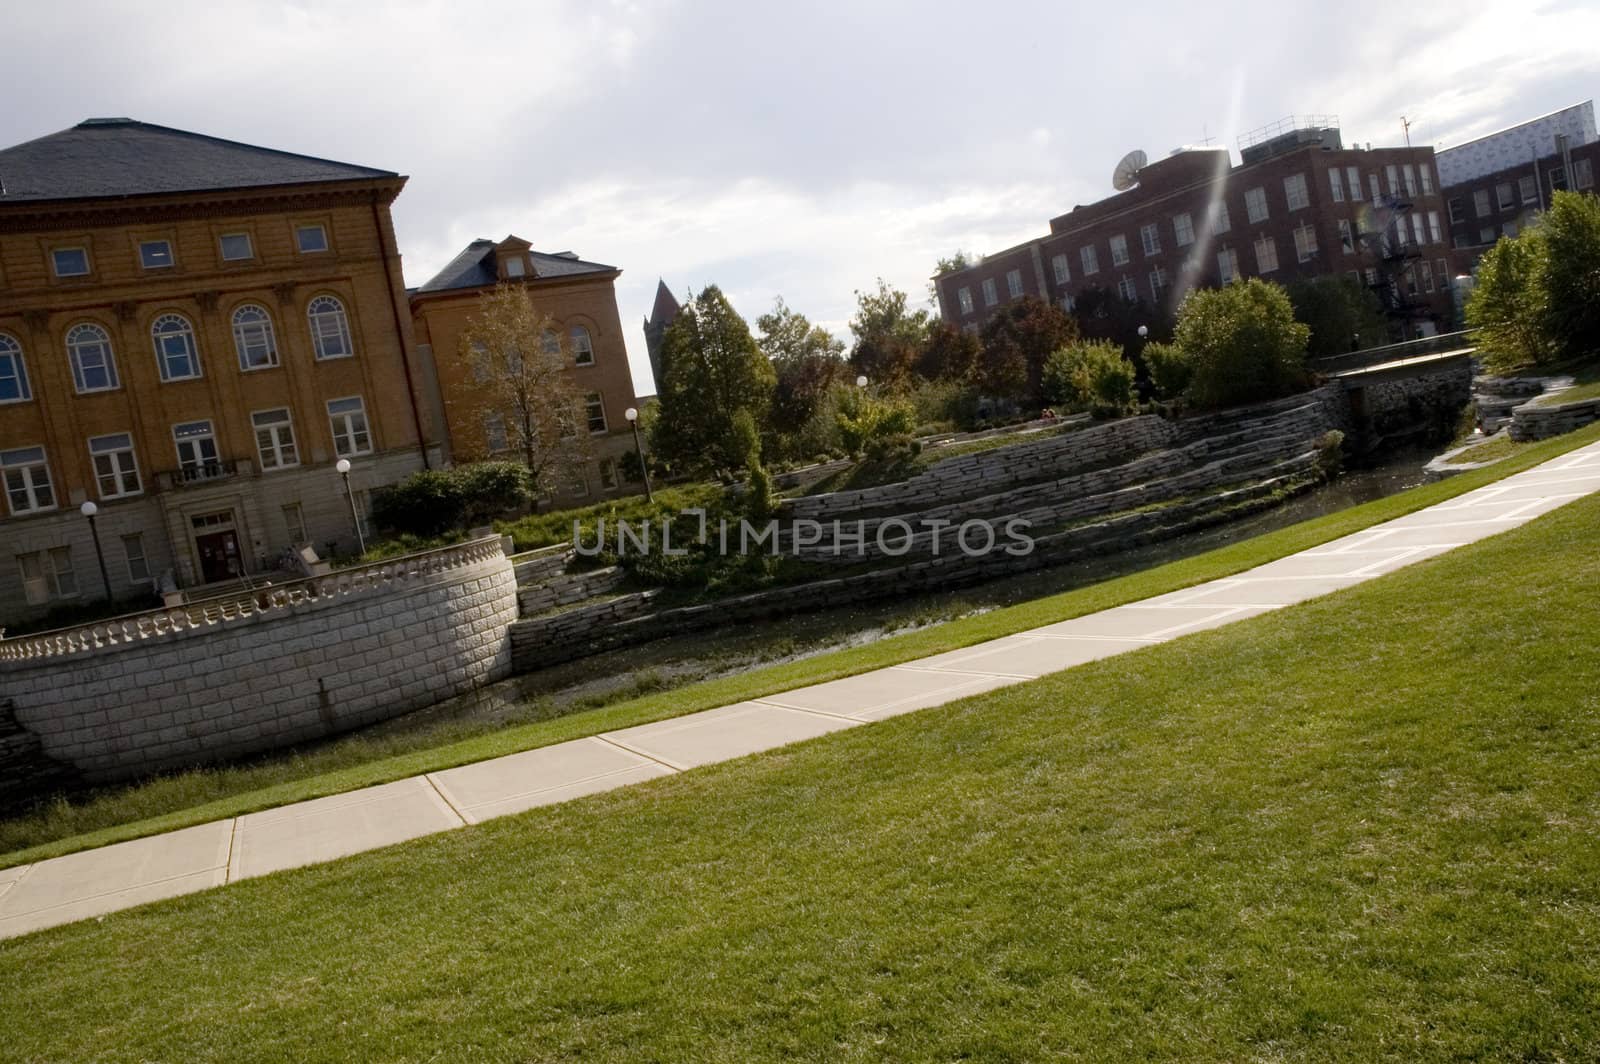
[
  {"left": 982, "top": 278, "right": 998, "bottom": 306},
  {"left": 1051, "top": 253, "right": 1071, "bottom": 284},
  {"left": 1503, "top": 220, "right": 1519, "bottom": 239},
  {"left": 1385, "top": 165, "right": 1399, "bottom": 196},
  {"left": 1080, "top": 245, "right": 1100, "bottom": 275},
  {"left": 1427, "top": 211, "right": 1442, "bottom": 244},
  {"left": 1328, "top": 169, "right": 1345, "bottom": 202},
  {"left": 1474, "top": 188, "right": 1491, "bottom": 218},
  {"left": 1518, "top": 175, "right": 1538, "bottom": 204},
  {"left": 327, "top": 396, "right": 372, "bottom": 457},
  {"left": 1346, "top": 167, "right": 1361, "bottom": 202},
  {"left": 1496, "top": 182, "right": 1516, "bottom": 210},
  {"left": 122, "top": 533, "right": 150, "bottom": 583},
  {"left": 1420, "top": 163, "right": 1434, "bottom": 195},
  {"left": 1148, "top": 266, "right": 1167, "bottom": 301},
  {"left": 957, "top": 286, "right": 973, "bottom": 315},
  {"left": 1, "top": 446, "right": 54, "bottom": 515},
  {"left": 1109, "top": 234, "right": 1129, "bottom": 265},
  {"left": 1245, "top": 187, "right": 1269, "bottom": 223},
  {"left": 46, "top": 547, "right": 77, "bottom": 598},
  {"left": 1172, "top": 212, "right": 1194, "bottom": 246},
  {"left": 139, "top": 240, "right": 174, "bottom": 269},
  {"left": 1139, "top": 222, "right": 1161, "bottom": 256},
  {"left": 1366, "top": 267, "right": 1379, "bottom": 286},
  {"left": 1402, "top": 164, "right": 1418, "bottom": 197},
  {"left": 1411, "top": 214, "right": 1426, "bottom": 246},
  {"left": 599, "top": 458, "right": 619, "bottom": 491},
  {"left": 1421, "top": 261, "right": 1436, "bottom": 293},
  {"left": 89, "top": 433, "right": 142, "bottom": 498},
  {"left": 1448, "top": 198, "right": 1465, "bottom": 224},
  {"left": 1437, "top": 258, "right": 1449, "bottom": 286},
  {"left": 283, "top": 503, "right": 307, "bottom": 545},
  {"left": 585, "top": 392, "right": 608, "bottom": 434},
  {"left": 1284, "top": 173, "right": 1309, "bottom": 211},
  {"left": 16, "top": 552, "right": 48, "bottom": 606},
  {"left": 1006, "top": 268, "right": 1023, "bottom": 299},
  {"left": 1254, "top": 235, "right": 1279, "bottom": 274},
  {"left": 1210, "top": 201, "right": 1231, "bottom": 234},
  {"left": 1217, "top": 247, "right": 1239, "bottom": 283},
  {"left": 1293, "top": 223, "right": 1318, "bottom": 263},
  {"left": 1059, "top": 293, "right": 1075, "bottom": 314},
  {"left": 1338, "top": 219, "right": 1355, "bottom": 254},
  {"left": 0, "top": 343, "right": 29, "bottom": 403},
  {"left": 1116, "top": 275, "right": 1137, "bottom": 302},
  {"left": 567, "top": 474, "right": 589, "bottom": 498},
  {"left": 484, "top": 414, "right": 508, "bottom": 453},
  {"left": 252, "top": 408, "right": 298, "bottom": 470},
  {"left": 1575, "top": 159, "right": 1594, "bottom": 190},
  {"left": 1549, "top": 166, "right": 1567, "bottom": 191},
  {"left": 52, "top": 247, "right": 89, "bottom": 277},
  {"left": 1368, "top": 173, "right": 1380, "bottom": 203},
  {"left": 173, "top": 420, "right": 220, "bottom": 481},
  {"left": 1479, "top": 227, "right": 1496, "bottom": 245},
  {"left": 219, "top": 233, "right": 253, "bottom": 261},
  {"left": 295, "top": 224, "right": 329, "bottom": 253}
]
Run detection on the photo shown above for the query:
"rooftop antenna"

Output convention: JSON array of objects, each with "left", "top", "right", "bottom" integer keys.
[
  {"left": 1401, "top": 115, "right": 1413, "bottom": 148},
  {"left": 1112, "top": 148, "right": 1148, "bottom": 192}
]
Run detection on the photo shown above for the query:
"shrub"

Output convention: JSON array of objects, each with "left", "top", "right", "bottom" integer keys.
[
  {"left": 1041, "top": 340, "right": 1137, "bottom": 415},
  {"left": 1314, "top": 430, "right": 1345, "bottom": 479},
  {"left": 836, "top": 391, "right": 917, "bottom": 456},
  {"left": 1173, "top": 279, "right": 1311, "bottom": 409},
  {"left": 371, "top": 470, "right": 464, "bottom": 537},
  {"left": 1142, "top": 340, "right": 1194, "bottom": 401},
  {"left": 455, "top": 461, "right": 535, "bottom": 526}
]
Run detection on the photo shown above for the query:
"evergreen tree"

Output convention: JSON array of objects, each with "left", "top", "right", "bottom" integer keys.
[{"left": 653, "top": 286, "right": 777, "bottom": 476}]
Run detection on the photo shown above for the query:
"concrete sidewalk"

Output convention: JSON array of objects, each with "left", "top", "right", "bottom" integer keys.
[{"left": 5, "top": 441, "right": 1600, "bottom": 940}]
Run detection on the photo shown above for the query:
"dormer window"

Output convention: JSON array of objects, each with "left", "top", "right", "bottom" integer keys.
[
  {"left": 52, "top": 247, "right": 90, "bottom": 277},
  {"left": 504, "top": 257, "right": 526, "bottom": 278}
]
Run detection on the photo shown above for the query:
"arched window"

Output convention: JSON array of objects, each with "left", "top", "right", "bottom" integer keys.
[
  {"left": 540, "top": 329, "right": 561, "bottom": 356},
  {"left": 569, "top": 325, "right": 595, "bottom": 365},
  {"left": 0, "top": 333, "right": 30, "bottom": 403},
  {"left": 232, "top": 304, "right": 279, "bottom": 370},
  {"left": 66, "top": 323, "right": 119, "bottom": 393},
  {"left": 150, "top": 313, "right": 202, "bottom": 381},
  {"left": 307, "top": 294, "right": 354, "bottom": 360}
]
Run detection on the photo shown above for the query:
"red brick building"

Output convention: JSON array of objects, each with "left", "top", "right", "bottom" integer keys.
[{"left": 936, "top": 117, "right": 1460, "bottom": 338}]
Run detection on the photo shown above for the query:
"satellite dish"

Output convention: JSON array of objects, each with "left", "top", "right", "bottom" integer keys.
[{"left": 1112, "top": 149, "right": 1148, "bottom": 191}]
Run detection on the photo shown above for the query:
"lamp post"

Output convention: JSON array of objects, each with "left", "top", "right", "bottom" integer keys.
[
  {"left": 1136, "top": 324, "right": 1149, "bottom": 341},
  {"left": 335, "top": 458, "right": 366, "bottom": 556},
  {"left": 79, "top": 500, "right": 112, "bottom": 602},
  {"left": 856, "top": 375, "right": 868, "bottom": 390},
  {"left": 623, "top": 407, "right": 654, "bottom": 503}
]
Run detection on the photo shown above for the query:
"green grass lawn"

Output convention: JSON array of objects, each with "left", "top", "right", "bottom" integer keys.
[
  {"left": 2, "top": 419, "right": 1598, "bottom": 873},
  {"left": 1447, "top": 433, "right": 1525, "bottom": 465},
  {"left": 3, "top": 468, "right": 1599, "bottom": 1061}
]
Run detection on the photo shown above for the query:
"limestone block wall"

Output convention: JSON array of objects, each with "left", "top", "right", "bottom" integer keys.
[
  {"left": 517, "top": 565, "right": 626, "bottom": 615},
  {"left": 0, "top": 536, "right": 517, "bottom": 782},
  {"left": 1510, "top": 396, "right": 1600, "bottom": 441}
]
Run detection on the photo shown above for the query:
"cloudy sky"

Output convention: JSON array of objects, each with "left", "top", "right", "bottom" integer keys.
[{"left": 4, "top": 1, "right": 1597, "bottom": 395}]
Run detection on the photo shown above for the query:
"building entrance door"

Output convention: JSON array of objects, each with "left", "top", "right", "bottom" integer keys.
[{"left": 195, "top": 529, "right": 242, "bottom": 583}]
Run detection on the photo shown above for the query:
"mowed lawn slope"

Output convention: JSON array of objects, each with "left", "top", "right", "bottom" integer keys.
[{"left": 3, "top": 494, "right": 1599, "bottom": 1061}]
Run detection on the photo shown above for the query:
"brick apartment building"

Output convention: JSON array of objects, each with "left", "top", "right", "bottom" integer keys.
[
  {"left": 1437, "top": 100, "right": 1599, "bottom": 264},
  {"left": 0, "top": 119, "right": 438, "bottom": 624},
  {"left": 936, "top": 116, "right": 1460, "bottom": 339},
  {"left": 408, "top": 236, "right": 643, "bottom": 502}
]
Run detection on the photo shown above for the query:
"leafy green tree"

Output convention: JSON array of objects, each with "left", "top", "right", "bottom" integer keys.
[
  {"left": 929, "top": 250, "right": 974, "bottom": 307},
  {"left": 978, "top": 296, "right": 1077, "bottom": 400},
  {"left": 653, "top": 286, "right": 777, "bottom": 476},
  {"left": 1539, "top": 189, "right": 1600, "bottom": 359},
  {"left": 918, "top": 321, "right": 982, "bottom": 382},
  {"left": 1142, "top": 340, "right": 1193, "bottom": 400},
  {"left": 1041, "top": 341, "right": 1136, "bottom": 414},
  {"left": 1466, "top": 229, "right": 1551, "bottom": 370},
  {"left": 1286, "top": 275, "right": 1389, "bottom": 358},
  {"left": 835, "top": 390, "right": 917, "bottom": 457},
  {"left": 849, "top": 279, "right": 931, "bottom": 389},
  {"left": 756, "top": 298, "right": 846, "bottom": 439},
  {"left": 1173, "top": 278, "right": 1311, "bottom": 409}
]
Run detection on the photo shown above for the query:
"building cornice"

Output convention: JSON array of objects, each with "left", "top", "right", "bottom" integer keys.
[{"left": 0, "top": 177, "right": 406, "bottom": 235}]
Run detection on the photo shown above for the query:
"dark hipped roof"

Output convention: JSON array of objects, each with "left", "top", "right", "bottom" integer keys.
[
  {"left": 0, "top": 118, "right": 398, "bottom": 204},
  {"left": 415, "top": 238, "right": 617, "bottom": 294}
]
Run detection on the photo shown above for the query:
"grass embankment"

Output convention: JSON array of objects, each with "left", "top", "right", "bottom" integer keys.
[
  {"left": 1, "top": 420, "right": 1597, "bottom": 872},
  {"left": 1448, "top": 433, "right": 1526, "bottom": 465},
  {"left": 4, "top": 460, "right": 1600, "bottom": 1060},
  {"left": 806, "top": 420, "right": 1082, "bottom": 495}
]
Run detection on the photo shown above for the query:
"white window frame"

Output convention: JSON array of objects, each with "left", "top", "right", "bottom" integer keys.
[
  {"left": 1116, "top": 275, "right": 1137, "bottom": 302},
  {"left": 1473, "top": 188, "right": 1491, "bottom": 218},
  {"left": 570, "top": 325, "right": 595, "bottom": 366},
  {"left": 1245, "top": 187, "right": 1269, "bottom": 223},
  {"left": 307, "top": 295, "right": 355, "bottom": 360},
  {"left": 599, "top": 458, "right": 619, "bottom": 491},
  {"left": 173, "top": 420, "right": 220, "bottom": 481},
  {"left": 982, "top": 278, "right": 998, "bottom": 306},
  {"left": 45, "top": 547, "right": 77, "bottom": 599},
  {"left": 1209, "top": 201, "right": 1231, "bottom": 235},
  {"left": 1346, "top": 167, "right": 1361, "bottom": 203},
  {"left": 1005, "top": 268, "right": 1023, "bottom": 299},
  {"left": 1254, "top": 235, "right": 1279, "bottom": 274},
  {"left": 1148, "top": 266, "right": 1167, "bottom": 301},
  {"left": 89, "top": 432, "right": 142, "bottom": 499},
  {"left": 1, "top": 446, "right": 55, "bottom": 515},
  {"left": 122, "top": 533, "right": 150, "bottom": 584},
  {"left": 0, "top": 333, "right": 30, "bottom": 403},
  {"left": 1080, "top": 245, "right": 1100, "bottom": 276},
  {"left": 66, "top": 323, "right": 119, "bottom": 393},
  {"left": 1172, "top": 212, "right": 1195, "bottom": 247},
  {"left": 1427, "top": 211, "right": 1442, "bottom": 244},
  {"left": 1284, "top": 173, "right": 1309, "bottom": 211},
  {"left": 1402, "top": 164, "right": 1418, "bottom": 197},
  {"left": 283, "top": 502, "right": 307, "bottom": 545},
  {"left": 1217, "top": 247, "right": 1239, "bottom": 283},
  {"left": 252, "top": 408, "right": 299, "bottom": 471},
  {"left": 52, "top": 247, "right": 90, "bottom": 277},
  {"left": 1385, "top": 165, "right": 1399, "bottom": 196},
  {"left": 1496, "top": 182, "right": 1516, "bottom": 211},
  {"left": 327, "top": 396, "right": 373, "bottom": 458},
  {"left": 1328, "top": 169, "right": 1345, "bottom": 203},
  {"left": 1338, "top": 219, "right": 1355, "bottom": 254},
  {"left": 151, "top": 313, "right": 203, "bottom": 382},
  {"left": 1575, "top": 159, "right": 1594, "bottom": 190},
  {"left": 1139, "top": 223, "right": 1161, "bottom": 256},
  {"left": 232, "top": 304, "right": 280, "bottom": 370},
  {"left": 139, "top": 239, "right": 174, "bottom": 270},
  {"left": 1293, "top": 223, "right": 1318, "bottom": 263},
  {"left": 1109, "top": 233, "right": 1129, "bottom": 266},
  {"left": 295, "top": 224, "right": 329, "bottom": 254},
  {"left": 957, "top": 286, "right": 973, "bottom": 315},
  {"left": 16, "top": 552, "right": 49, "bottom": 606},
  {"left": 219, "top": 232, "right": 254, "bottom": 261},
  {"left": 1051, "top": 253, "right": 1071, "bottom": 284},
  {"left": 585, "top": 391, "right": 608, "bottom": 434}
]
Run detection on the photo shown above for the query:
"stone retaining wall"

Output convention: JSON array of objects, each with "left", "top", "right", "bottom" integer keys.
[
  {"left": 0, "top": 537, "right": 518, "bottom": 782},
  {"left": 1510, "top": 395, "right": 1600, "bottom": 441},
  {"left": 517, "top": 566, "right": 627, "bottom": 615}
]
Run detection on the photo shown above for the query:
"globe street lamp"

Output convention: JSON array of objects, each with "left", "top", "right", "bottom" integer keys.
[
  {"left": 79, "top": 500, "right": 112, "bottom": 602},
  {"left": 1137, "top": 325, "right": 1149, "bottom": 339},
  {"left": 624, "top": 406, "right": 654, "bottom": 503},
  {"left": 335, "top": 458, "right": 366, "bottom": 556},
  {"left": 856, "top": 375, "right": 868, "bottom": 389}
]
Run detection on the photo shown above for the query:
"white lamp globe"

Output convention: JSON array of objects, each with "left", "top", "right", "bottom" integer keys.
[
  {"left": 80, "top": 500, "right": 98, "bottom": 517},
  {"left": 335, "top": 458, "right": 352, "bottom": 474},
  {"left": 855, "top": 375, "right": 868, "bottom": 388},
  {"left": 1137, "top": 325, "right": 1149, "bottom": 338},
  {"left": 624, "top": 407, "right": 639, "bottom": 423}
]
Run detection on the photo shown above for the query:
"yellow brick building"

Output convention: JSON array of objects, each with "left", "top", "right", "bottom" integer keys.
[{"left": 0, "top": 119, "right": 438, "bottom": 623}]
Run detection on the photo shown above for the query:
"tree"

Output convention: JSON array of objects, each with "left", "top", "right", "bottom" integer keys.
[
  {"left": 757, "top": 298, "right": 846, "bottom": 437},
  {"left": 929, "top": 250, "right": 974, "bottom": 307},
  {"left": 1287, "top": 275, "right": 1389, "bottom": 358},
  {"left": 458, "top": 284, "right": 589, "bottom": 495},
  {"left": 917, "top": 321, "right": 982, "bottom": 382},
  {"left": 978, "top": 296, "right": 1077, "bottom": 400},
  {"left": 1172, "top": 278, "right": 1311, "bottom": 409},
  {"left": 849, "top": 279, "right": 931, "bottom": 390},
  {"left": 1539, "top": 190, "right": 1600, "bottom": 359},
  {"left": 1466, "top": 229, "right": 1551, "bottom": 370},
  {"left": 1041, "top": 340, "right": 1137, "bottom": 414},
  {"left": 1072, "top": 284, "right": 1174, "bottom": 390},
  {"left": 653, "top": 286, "right": 777, "bottom": 476}
]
